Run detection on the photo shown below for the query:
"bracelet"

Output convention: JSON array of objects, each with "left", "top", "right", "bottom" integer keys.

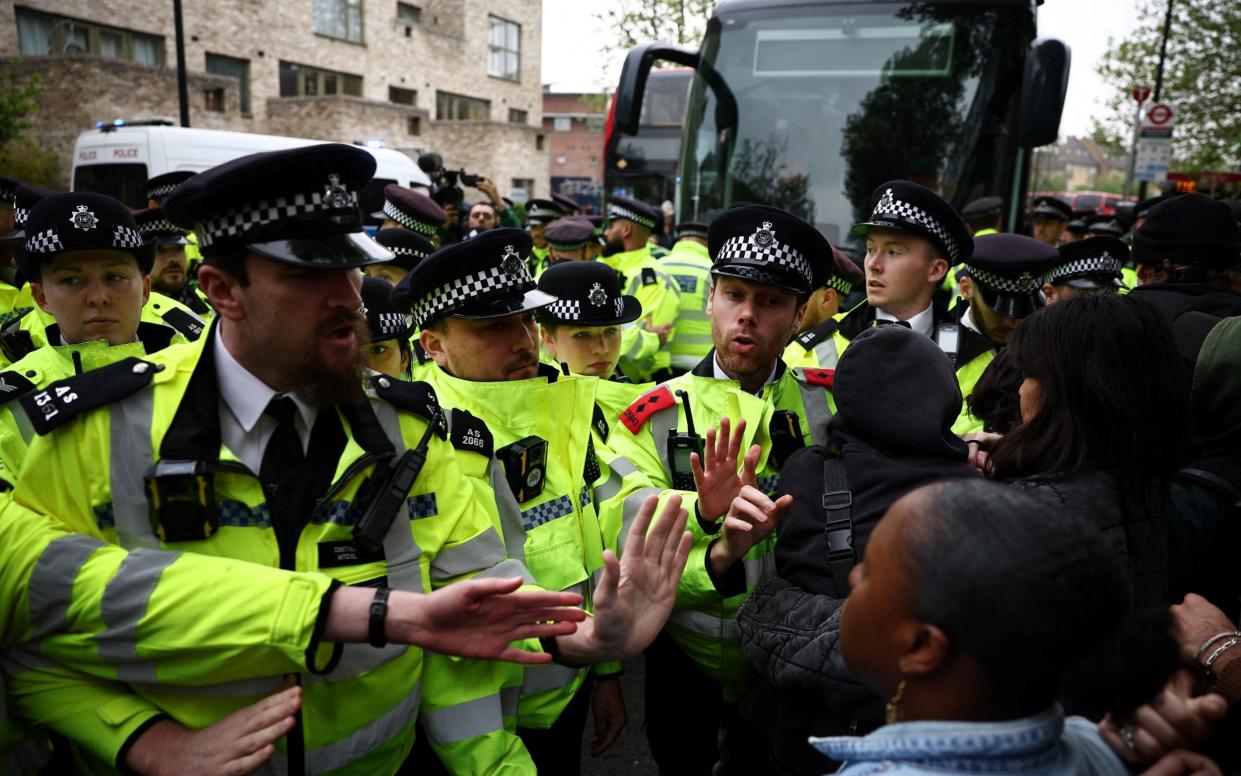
[
  {"left": 1195, "top": 630, "right": 1241, "bottom": 664},
  {"left": 1205, "top": 638, "right": 1241, "bottom": 675},
  {"left": 369, "top": 586, "right": 391, "bottom": 648}
]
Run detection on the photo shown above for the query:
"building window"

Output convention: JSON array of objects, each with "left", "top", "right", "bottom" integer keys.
[
  {"left": 436, "top": 91, "right": 490, "bottom": 121},
  {"left": 552, "top": 117, "right": 572, "bottom": 132},
  {"left": 487, "top": 15, "right": 520, "bottom": 81},
  {"left": 16, "top": 8, "right": 163, "bottom": 65},
  {"left": 536, "top": 134, "right": 545, "bottom": 151},
  {"left": 511, "top": 179, "right": 534, "bottom": 201},
  {"left": 315, "top": 0, "right": 364, "bottom": 43},
  {"left": 203, "top": 88, "right": 225, "bottom": 112},
  {"left": 389, "top": 86, "right": 417, "bottom": 106},
  {"left": 396, "top": 2, "right": 421, "bottom": 24},
  {"left": 508, "top": 108, "right": 528, "bottom": 125},
  {"left": 278, "top": 61, "right": 362, "bottom": 98},
  {"left": 407, "top": 116, "right": 421, "bottom": 135},
  {"left": 205, "top": 53, "right": 250, "bottom": 114}
]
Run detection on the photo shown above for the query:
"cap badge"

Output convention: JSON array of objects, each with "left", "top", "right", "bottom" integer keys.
[
  {"left": 1099, "top": 250, "right": 1112, "bottom": 262},
  {"left": 754, "top": 221, "right": 775, "bottom": 248},
  {"left": 500, "top": 245, "right": 524, "bottom": 276},
  {"left": 588, "top": 282, "right": 608, "bottom": 307},
  {"left": 70, "top": 205, "right": 98, "bottom": 231},
  {"left": 876, "top": 188, "right": 896, "bottom": 213},
  {"left": 324, "top": 174, "right": 351, "bottom": 208}
]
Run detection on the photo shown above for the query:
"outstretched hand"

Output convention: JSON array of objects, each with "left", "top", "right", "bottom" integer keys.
[
  {"left": 693, "top": 416, "right": 762, "bottom": 521},
  {"left": 708, "top": 485, "right": 793, "bottom": 578}
]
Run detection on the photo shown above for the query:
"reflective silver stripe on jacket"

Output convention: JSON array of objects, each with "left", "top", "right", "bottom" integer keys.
[
  {"left": 369, "top": 398, "right": 427, "bottom": 594},
  {"left": 26, "top": 533, "right": 106, "bottom": 639},
  {"left": 594, "top": 455, "right": 634, "bottom": 504},
  {"left": 668, "top": 609, "right": 739, "bottom": 641},
  {"left": 794, "top": 380, "right": 833, "bottom": 448},
  {"left": 429, "top": 529, "right": 509, "bottom": 583},
  {"left": 813, "top": 337, "right": 840, "bottom": 370},
  {"left": 619, "top": 487, "right": 665, "bottom": 553},
  {"left": 420, "top": 690, "right": 506, "bottom": 745},
  {"left": 521, "top": 661, "right": 584, "bottom": 696},
  {"left": 305, "top": 683, "right": 422, "bottom": 775},
  {"left": 109, "top": 388, "right": 161, "bottom": 549},
  {"left": 98, "top": 548, "right": 181, "bottom": 683}
]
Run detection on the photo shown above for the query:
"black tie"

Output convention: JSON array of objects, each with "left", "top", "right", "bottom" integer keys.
[
  {"left": 260, "top": 396, "right": 309, "bottom": 570},
  {"left": 875, "top": 319, "right": 912, "bottom": 329}
]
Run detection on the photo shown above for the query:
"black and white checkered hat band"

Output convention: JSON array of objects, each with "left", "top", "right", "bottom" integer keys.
[
  {"left": 25, "top": 228, "right": 62, "bottom": 255},
  {"left": 114, "top": 225, "right": 144, "bottom": 248},
  {"left": 1046, "top": 255, "right": 1123, "bottom": 283},
  {"left": 965, "top": 265, "right": 1042, "bottom": 294},
  {"left": 383, "top": 201, "right": 438, "bottom": 235},
  {"left": 871, "top": 192, "right": 958, "bottom": 262},
  {"left": 137, "top": 217, "right": 187, "bottom": 236},
  {"left": 390, "top": 244, "right": 428, "bottom": 260},
  {"left": 609, "top": 204, "right": 657, "bottom": 230},
  {"left": 545, "top": 297, "right": 624, "bottom": 321},
  {"left": 198, "top": 190, "right": 359, "bottom": 248},
  {"left": 410, "top": 263, "right": 530, "bottom": 328},
  {"left": 146, "top": 183, "right": 180, "bottom": 200},
  {"left": 826, "top": 275, "right": 854, "bottom": 295},
  {"left": 716, "top": 234, "right": 813, "bottom": 288},
  {"left": 527, "top": 206, "right": 561, "bottom": 220},
  {"left": 372, "top": 312, "right": 408, "bottom": 339},
  {"left": 14, "top": 206, "right": 28, "bottom": 227}
]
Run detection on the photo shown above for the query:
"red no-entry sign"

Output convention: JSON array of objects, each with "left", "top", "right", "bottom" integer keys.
[{"left": 1133, "top": 85, "right": 1151, "bottom": 104}]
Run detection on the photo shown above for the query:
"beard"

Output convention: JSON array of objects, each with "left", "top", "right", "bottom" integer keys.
[
  {"left": 293, "top": 311, "right": 370, "bottom": 408},
  {"left": 601, "top": 238, "right": 626, "bottom": 258},
  {"left": 153, "top": 269, "right": 187, "bottom": 296}
]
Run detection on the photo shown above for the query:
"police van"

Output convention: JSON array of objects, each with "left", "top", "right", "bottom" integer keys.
[{"left": 71, "top": 121, "right": 431, "bottom": 214}]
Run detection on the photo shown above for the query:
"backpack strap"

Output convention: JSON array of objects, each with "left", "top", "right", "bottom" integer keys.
[
  {"left": 822, "top": 455, "right": 856, "bottom": 590},
  {"left": 1178, "top": 467, "right": 1241, "bottom": 506}
]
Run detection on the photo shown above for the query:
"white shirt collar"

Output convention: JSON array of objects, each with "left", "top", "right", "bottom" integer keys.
[
  {"left": 712, "top": 352, "right": 779, "bottom": 395},
  {"left": 875, "top": 303, "right": 935, "bottom": 338},
  {"left": 961, "top": 305, "right": 983, "bottom": 336},
  {"left": 213, "top": 328, "right": 316, "bottom": 434}
]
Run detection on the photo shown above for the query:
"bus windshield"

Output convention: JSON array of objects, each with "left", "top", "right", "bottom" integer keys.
[{"left": 680, "top": 2, "right": 1032, "bottom": 253}]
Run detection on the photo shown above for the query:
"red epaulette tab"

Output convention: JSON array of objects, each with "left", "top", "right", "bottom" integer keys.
[
  {"left": 797, "top": 367, "right": 835, "bottom": 389},
  {"left": 619, "top": 385, "right": 676, "bottom": 434}
]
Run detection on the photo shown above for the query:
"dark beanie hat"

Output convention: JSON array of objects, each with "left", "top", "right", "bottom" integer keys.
[{"left": 1132, "top": 193, "right": 1241, "bottom": 268}]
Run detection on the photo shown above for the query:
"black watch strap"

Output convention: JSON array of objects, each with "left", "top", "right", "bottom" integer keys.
[{"left": 369, "top": 586, "right": 391, "bottom": 648}]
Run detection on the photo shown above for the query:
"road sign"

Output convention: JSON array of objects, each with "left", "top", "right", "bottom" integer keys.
[
  {"left": 1134, "top": 138, "right": 1173, "bottom": 182},
  {"left": 1142, "top": 102, "right": 1176, "bottom": 130},
  {"left": 1132, "top": 85, "right": 1151, "bottom": 104}
]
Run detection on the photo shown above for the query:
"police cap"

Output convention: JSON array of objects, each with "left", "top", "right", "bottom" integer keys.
[
  {"left": 709, "top": 204, "right": 833, "bottom": 295},
  {"left": 852, "top": 180, "right": 973, "bottom": 264},
  {"left": 963, "top": 233, "right": 1059, "bottom": 318},
  {"left": 827, "top": 248, "right": 864, "bottom": 296},
  {"left": 1066, "top": 210, "right": 1092, "bottom": 232},
  {"left": 524, "top": 198, "right": 565, "bottom": 226},
  {"left": 163, "top": 143, "right": 390, "bottom": 268},
  {"left": 142, "top": 170, "right": 197, "bottom": 204},
  {"left": 1085, "top": 214, "right": 1125, "bottom": 238},
  {"left": 22, "top": 192, "right": 155, "bottom": 278},
  {"left": 393, "top": 227, "right": 555, "bottom": 329},
  {"left": 587, "top": 214, "right": 606, "bottom": 239},
  {"left": 134, "top": 206, "right": 190, "bottom": 246},
  {"left": 374, "top": 228, "right": 433, "bottom": 272},
  {"left": 536, "top": 261, "right": 641, "bottom": 327},
  {"left": 1030, "top": 196, "right": 1072, "bottom": 222},
  {"left": 1047, "top": 236, "right": 1127, "bottom": 289},
  {"left": 551, "top": 193, "right": 580, "bottom": 215},
  {"left": 674, "top": 221, "right": 709, "bottom": 241},
  {"left": 1132, "top": 193, "right": 1241, "bottom": 269},
  {"left": 372, "top": 184, "right": 446, "bottom": 236},
  {"left": 543, "top": 217, "right": 596, "bottom": 251},
  {"left": 361, "top": 275, "right": 410, "bottom": 343},
  {"left": 607, "top": 195, "right": 660, "bottom": 231},
  {"left": 961, "top": 196, "right": 1003, "bottom": 221},
  {"left": 5, "top": 183, "right": 58, "bottom": 241}
]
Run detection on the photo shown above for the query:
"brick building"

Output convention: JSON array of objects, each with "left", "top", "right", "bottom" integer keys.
[
  {"left": 2, "top": 0, "right": 547, "bottom": 198},
  {"left": 542, "top": 90, "right": 604, "bottom": 212}
]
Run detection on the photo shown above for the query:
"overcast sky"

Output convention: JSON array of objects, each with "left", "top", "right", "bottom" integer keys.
[{"left": 541, "top": 0, "right": 1144, "bottom": 138}]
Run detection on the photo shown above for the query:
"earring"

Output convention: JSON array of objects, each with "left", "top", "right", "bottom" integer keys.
[{"left": 885, "top": 679, "right": 907, "bottom": 724}]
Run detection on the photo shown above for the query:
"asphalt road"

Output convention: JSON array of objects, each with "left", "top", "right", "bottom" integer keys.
[{"left": 578, "top": 658, "right": 658, "bottom": 775}]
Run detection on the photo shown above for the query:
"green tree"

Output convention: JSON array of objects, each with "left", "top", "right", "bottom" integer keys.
[
  {"left": 0, "top": 60, "right": 42, "bottom": 145},
  {"left": 0, "top": 60, "right": 58, "bottom": 187},
  {"left": 595, "top": 0, "right": 714, "bottom": 56},
  {"left": 1095, "top": 1, "right": 1241, "bottom": 172}
]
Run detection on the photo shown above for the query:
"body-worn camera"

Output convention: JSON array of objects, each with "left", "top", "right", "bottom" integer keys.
[
  {"left": 500, "top": 436, "right": 548, "bottom": 503},
  {"left": 144, "top": 459, "right": 218, "bottom": 542}
]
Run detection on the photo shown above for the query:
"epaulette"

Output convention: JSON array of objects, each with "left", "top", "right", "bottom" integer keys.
[
  {"left": 369, "top": 375, "right": 444, "bottom": 428},
  {"left": 619, "top": 385, "right": 676, "bottom": 434},
  {"left": 795, "top": 319, "right": 839, "bottom": 350},
  {"left": 790, "top": 366, "right": 835, "bottom": 389},
  {"left": 0, "top": 368, "right": 38, "bottom": 404},
  {"left": 641, "top": 267, "right": 658, "bottom": 286},
  {"left": 19, "top": 357, "right": 159, "bottom": 436},
  {"left": 158, "top": 307, "right": 206, "bottom": 341},
  {"left": 0, "top": 325, "right": 35, "bottom": 364},
  {"left": 449, "top": 407, "right": 494, "bottom": 458},
  {"left": 592, "top": 403, "right": 610, "bottom": 442}
]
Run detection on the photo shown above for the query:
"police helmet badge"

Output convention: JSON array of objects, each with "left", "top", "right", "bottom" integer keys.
[
  {"left": 70, "top": 205, "right": 99, "bottom": 231},
  {"left": 754, "top": 221, "right": 775, "bottom": 248},
  {"left": 588, "top": 282, "right": 608, "bottom": 307},
  {"left": 323, "top": 174, "right": 351, "bottom": 208},
  {"left": 876, "top": 188, "right": 896, "bottom": 213},
  {"left": 500, "top": 245, "right": 524, "bottom": 276},
  {"left": 1100, "top": 250, "right": 1112, "bottom": 262}
]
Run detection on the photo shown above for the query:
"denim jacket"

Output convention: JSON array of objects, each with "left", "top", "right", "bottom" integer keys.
[{"left": 810, "top": 706, "right": 1127, "bottom": 775}]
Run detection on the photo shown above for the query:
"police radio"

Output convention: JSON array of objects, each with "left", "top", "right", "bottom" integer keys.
[
  {"left": 666, "top": 390, "right": 704, "bottom": 490},
  {"left": 500, "top": 436, "right": 548, "bottom": 503},
  {"left": 144, "top": 459, "right": 219, "bottom": 542},
  {"left": 768, "top": 410, "right": 805, "bottom": 469}
]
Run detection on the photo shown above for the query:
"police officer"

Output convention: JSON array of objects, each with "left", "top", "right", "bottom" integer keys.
[
  {"left": 0, "top": 193, "right": 191, "bottom": 474},
  {"left": 523, "top": 197, "right": 566, "bottom": 268},
  {"left": 393, "top": 228, "right": 700, "bottom": 774},
  {"left": 608, "top": 204, "right": 837, "bottom": 776},
  {"left": 661, "top": 220, "right": 714, "bottom": 373},
  {"left": 783, "top": 247, "right": 864, "bottom": 370},
  {"left": 961, "top": 196, "right": 1004, "bottom": 237},
  {"left": 1063, "top": 209, "right": 1092, "bottom": 243},
  {"left": 372, "top": 183, "right": 447, "bottom": 247},
  {"left": 134, "top": 206, "right": 213, "bottom": 315},
  {"left": 2, "top": 143, "right": 535, "bottom": 775},
  {"left": 1085, "top": 213, "right": 1125, "bottom": 239},
  {"left": 535, "top": 216, "right": 600, "bottom": 277},
  {"left": 0, "top": 178, "right": 40, "bottom": 324},
  {"left": 1029, "top": 195, "right": 1072, "bottom": 246},
  {"left": 537, "top": 259, "right": 642, "bottom": 379},
  {"left": 552, "top": 192, "right": 581, "bottom": 216},
  {"left": 142, "top": 171, "right": 204, "bottom": 270},
  {"left": 600, "top": 195, "right": 681, "bottom": 382},
  {"left": 828, "top": 180, "right": 994, "bottom": 434},
  {"left": 1043, "top": 236, "right": 1127, "bottom": 305},
  {"left": 360, "top": 275, "right": 413, "bottom": 379},
  {"left": 367, "top": 227, "right": 433, "bottom": 286}
]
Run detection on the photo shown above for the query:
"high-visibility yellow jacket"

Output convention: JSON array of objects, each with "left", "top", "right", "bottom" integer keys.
[
  {"left": 601, "top": 247, "right": 681, "bottom": 382},
  {"left": 660, "top": 240, "right": 714, "bottom": 373}
]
